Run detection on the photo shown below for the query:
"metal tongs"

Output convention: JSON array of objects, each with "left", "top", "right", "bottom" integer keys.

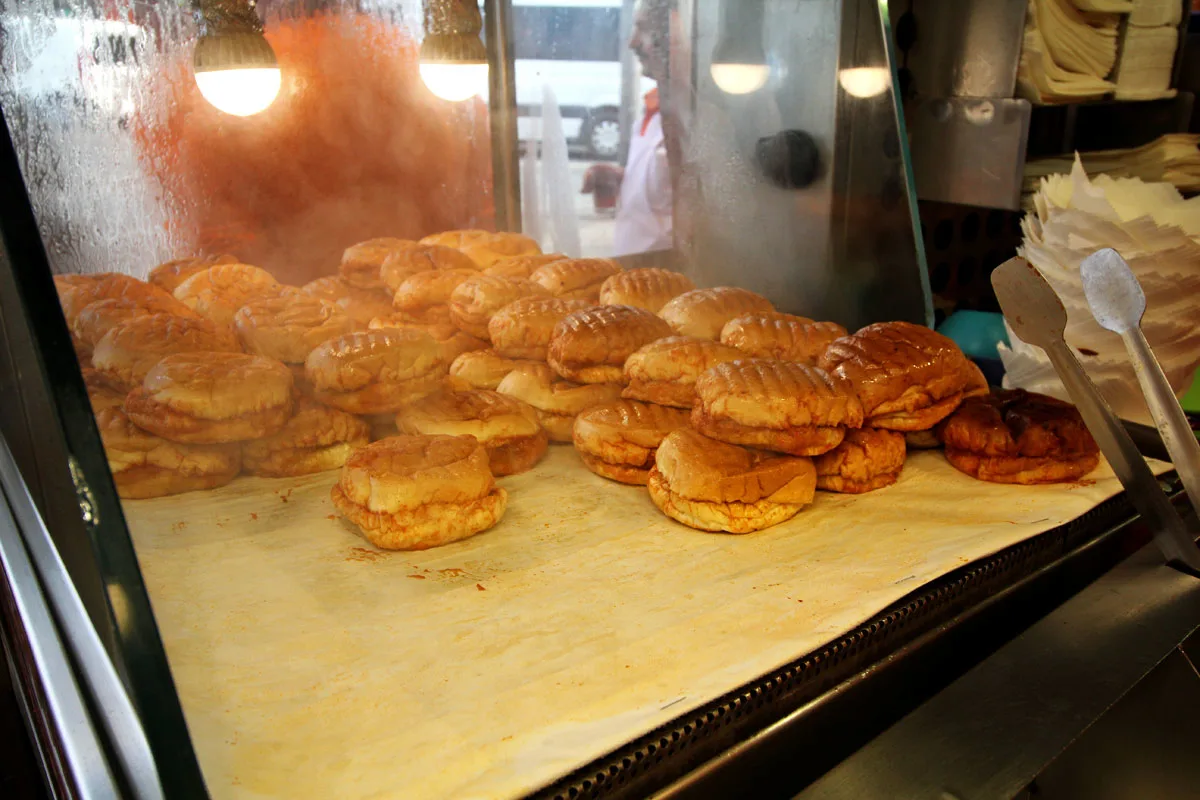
[
  {"left": 1080, "top": 248, "right": 1200, "bottom": 517},
  {"left": 992, "top": 257, "right": 1200, "bottom": 575}
]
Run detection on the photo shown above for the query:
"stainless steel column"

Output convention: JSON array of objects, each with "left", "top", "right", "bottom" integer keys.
[
  {"left": 485, "top": 0, "right": 522, "bottom": 232},
  {"left": 618, "top": 0, "right": 638, "bottom": 166}
]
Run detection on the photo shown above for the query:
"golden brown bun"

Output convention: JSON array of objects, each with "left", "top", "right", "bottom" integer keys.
[
  {"left": 944, "top": 451, "right": 1101, "bottom": 484},
  {"left": 91, "top": 314, "right": 242, "bottom": 390},
  {"left": 397, "top": 388, "right": 540, "bottom": 439},
  {"left": 419, "top": 229, "right": 491, "bottom": 248},
  {"left": 555, "top": 286, "right": 604, "bottom": 304},
  {"left": 436, "top": 331, "right": 489, "bottom": 363},
  {"left": 571, "top": 452, "right": 647, "bottom": 484},
  {"left": 548, "top": 305, "right": 674, "bottom": 384},
  {"left": 147, "top": 255, "right": 239, "bottom": 294},
  {"left": 487, "top": 431, "right": 550, "bottom": 476},
  {"left": 939, "top": 389, "right": 1100, "bottom": 484},
  {"left": 691, "top": 360, "right": 862, "bottom": 456},
  {"left": 304, "top": 329, "right": 446, "bottom": 414},
  {"left": 340, "top": 238, "right": 414, "bottom": 290},
  {"left": 655, "top": 428, "right": 818, "bottom": 505},
  {"left": 331, "top": 434, "right": 507, "bottom": 550},
  {"left": 459, "top": 232, "right": 542, "bottom": 268},
  {"left": 530, "top": 258, "right": 622, "bottom": 298},
  {"left": 496, "top": 363, "right": 623, "bottom": 442},
  {"left": 720, "top": 314, "right": 847, "bottom": 364},
  {"left": 449, "top": 275, "right": 552, "bottom": 339},
  {"left": 694, "top": 359, "right": 864, "bottom": 430},
  {"left": 83, "top": 368, "right": 126, "bottom": 413},
  {"left": 530, "top": 410, "right": 577, "bottom": 443},
  {"left": 484, "top": 253, "right": 568, "bottom": 279},
  {"left": 380, "top": 243, "right": 479, "bottom": 292},
  {"left": 487, "top": 296, "right": 594, "bottom": 360},
  {"left": 649, "top": 429, "right": 816, "bottom": 532},
  {"left": 690, "top": 412, "right": 846, "bottom": 457},
  {"left": 572, "top": 400, "right": 690, "bottom": 484},
  {"left": 819, "top": 321, "right": 990, "bottom": 431},
  {"left": 234, "top": 294, "right": 357, "bottom": 365},
  {"left": 814, "top": 428, "right": 906, "bottom": 493},
  {"left": 54, "top": 275, "right": 98, "bottom": 323},
  {"left": 300, "top": 276, "right": 394, "bottom": 326},
  {"left": 368, "top": 317, "right": 487, "bottom": 363},
  {"left": 124, "top": 353, "right": 294, "bottom": 444},
  {"left": 59, "top": 273, "right": 180, "bottom": 326},
  {"left": 242, "top": 398, "right": 369, "bottom": 477},
  {"left": 173, "top": 263, "right": 288, "bottom": 326},
  {"left": 369, "top": 313, "right": 457, "bottom": 339},
  {"left": 449, "top": 349, "right": 538, "bottom": 390},
  {"left": 648, "top": 468, "right": 809, "bottom": 533},
  {"left": 95, "top": 406, "right": 241, "bottom": 499},
  {"left": 393, "top": 269, "right": 479, "bottom": 311},
  {"left": 396, "top": 389, "right": 547, "bottom": 476},
  {"left": 72, "top": 295, "right": 199, "bottom": 359},
  {"left": 622, "top": 336, "right": 744, "bottom": 408},
  {"left": 598, "top": 268, "right": 695, "bottom": 313},
  {"left": 374, "top": 306, "right": 454, "bottom": 328},
  {"left": 496, "top": 363, "right": 624, "bottom": 415},
  {"left": 659, "top": 287, "right": 775, "bottom": 340}
]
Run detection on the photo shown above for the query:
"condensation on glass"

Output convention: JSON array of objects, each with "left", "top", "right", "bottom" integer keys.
[
  {"left": 0, "top": 0, "right": 495, "bottom": 285},
  {"left": 0, "top": 1, "right": 931, "bottom": 796}
]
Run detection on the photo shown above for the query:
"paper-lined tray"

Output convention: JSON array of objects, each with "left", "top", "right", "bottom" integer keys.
[{"left": 122, "top": 446, "right": 1163, "bottom": 799}]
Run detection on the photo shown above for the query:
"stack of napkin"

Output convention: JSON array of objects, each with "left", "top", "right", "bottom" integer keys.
[
  {"left": 1017, "top": 0, "right": 1122, "bottom": 103},
  {"left": 1113, "top": 0, "right": 1182, "bottom": 99},
  {"left": 1017, "top": 0, "right": 1183, "bottom": 103},
  {"left": 1129, "top": 0, "right": 1185, "bottom": 26},
  {"left": 1024, "top": 134, "right": 1200, "bottom": 193},
  {"left": 1001, "top": 157, "right": 1200, "bottom": 424}
]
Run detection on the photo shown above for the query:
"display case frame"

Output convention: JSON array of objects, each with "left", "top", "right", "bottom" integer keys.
[
  {"left": 0, "top": 102, "right": 208, "bottom": 798},
  {"left": 0, "top": 2, "right": 1191, "bottom": 798}
]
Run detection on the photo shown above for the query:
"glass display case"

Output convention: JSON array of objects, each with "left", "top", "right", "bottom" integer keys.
[{"left": 0, "top": 1, "right": 1187, "bottom": 798}]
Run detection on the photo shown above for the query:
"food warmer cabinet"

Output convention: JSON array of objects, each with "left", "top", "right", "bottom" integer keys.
[{"left": 0, "top": 0, "right": 1195, "bottom": 798}]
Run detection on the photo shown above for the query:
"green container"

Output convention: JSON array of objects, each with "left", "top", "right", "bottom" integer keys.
[
  {"left": 936, "top": 310, "right": 1010, "bottom": 361},
  {"left": 1184, "top": 367, "right": 1200, "bottom": 414}
]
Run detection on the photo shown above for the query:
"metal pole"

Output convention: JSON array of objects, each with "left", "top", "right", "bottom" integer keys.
[
  {"left": 484, "top": 0, "right": 521, "bottom": 232},
  {"left": 618, "top": 0, "right": 637, "bottom": 166}
]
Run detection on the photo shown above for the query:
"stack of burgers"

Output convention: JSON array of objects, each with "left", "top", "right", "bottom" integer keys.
[
  {"left": 552, "top": 285, "right": 995, "bottom": 534},
  {"left": 59, "top": 229, "right": 1101, "bottom": 553}
]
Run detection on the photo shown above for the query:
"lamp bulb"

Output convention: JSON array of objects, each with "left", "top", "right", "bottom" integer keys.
[
  {"left": 420, "top": 63, "right": 489, "bottom": 102},
  {"left": 838, "top": 67, "right": 890, "bottom": 99},
  {"left": 195, "top": 67, "right": 281, "bottom": 116},
  {"left": 710, "top": 62, "right": 769, "bottom": 95}
]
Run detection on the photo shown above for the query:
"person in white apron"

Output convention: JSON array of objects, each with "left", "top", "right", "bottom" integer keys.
[
  {"left": 583, "top": 0, "right": 674, "bottom": 257},
  {"left": 613, "top": 86, "right": 672, "bottom": 255}
]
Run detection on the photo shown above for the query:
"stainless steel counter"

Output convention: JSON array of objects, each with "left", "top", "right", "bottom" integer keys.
[{"left": 798, "top": 534, "right": 1200, "bottom": 799}]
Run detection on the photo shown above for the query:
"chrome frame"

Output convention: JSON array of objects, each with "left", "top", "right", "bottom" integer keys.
[
  {"left": 0, "top": 437, "right": 165, "bottom": 800},
  {"left": 485, "top": 0, "right": 522, "bottom": 232}
]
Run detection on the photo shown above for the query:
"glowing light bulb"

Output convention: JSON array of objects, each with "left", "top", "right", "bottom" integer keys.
[
  {"left": 420, "top": 62, "right": 489, "bottom": 102},
  {"left": 195, "top": 67, "right": 281, "bottom": 116},
  {"left": 710, "top": 62, "right": 770, "bottom": 95},
  {"left": 838, "top": 67, "right": 890, "bottom": 99}
]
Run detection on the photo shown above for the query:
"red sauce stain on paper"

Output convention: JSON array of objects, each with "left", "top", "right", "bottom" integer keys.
[
  {"left": 345, "top": 548, "right": 386, "bottom": 563},
  {"left": 439, "top": 568, "right": 467, "bottom": 578},
  {"left": 477, "top": 584, "right": 487, "bottom": 591},
  {"left": 407, "top": 574, "right": 427, "bottom": 580}
]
